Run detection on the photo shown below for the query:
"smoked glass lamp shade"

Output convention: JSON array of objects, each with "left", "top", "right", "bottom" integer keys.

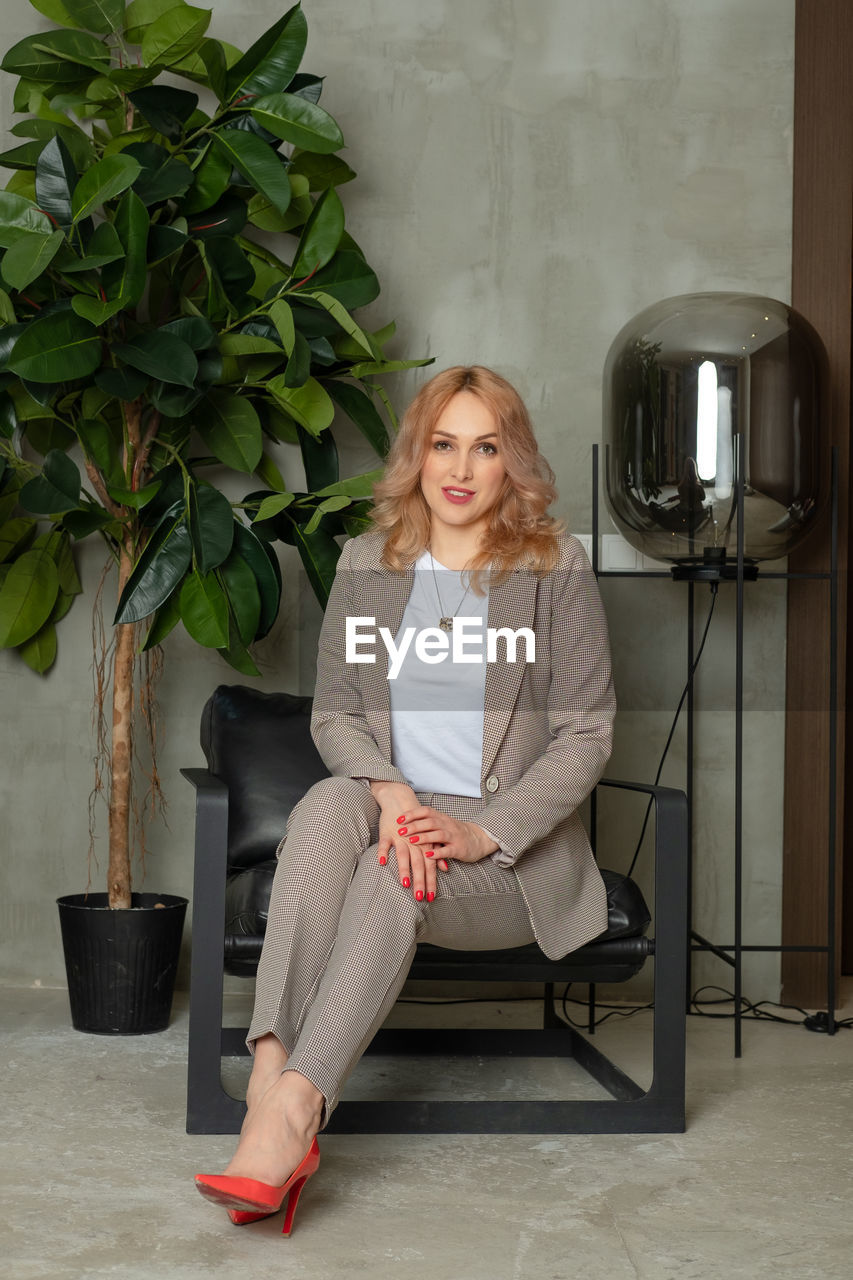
[{"left": 602, "top": 293, "right": 826, "bottom": 567}]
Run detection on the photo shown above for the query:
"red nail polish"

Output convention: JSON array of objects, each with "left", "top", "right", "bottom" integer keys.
[
  {"left": 402, "top": 877, "right": 410, "bottom": 888},
  {"left": 398, "top": 827, "right": 407, "bottom": 835},
  {"left": 409, "top": 835, "right": 419, "bottom": 843},
  {"left": 424, "top": 850, "right": 434, "bottom": 857},
  {"left": 427, "top": 891, "right": 435, "bottom": 902},
  {"left": 396, "top": 815, "right": 406, "bottom": 823},
  {"left": 379, "top": 855, "right": 387, "bottom": 865},
  {"left": 415, "top": 889, "right": 424, "bottom": 901},
  {"left": 439, "top": 860, "right": 449, "bottom": 871}
]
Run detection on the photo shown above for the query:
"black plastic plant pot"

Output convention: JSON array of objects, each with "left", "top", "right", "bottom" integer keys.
[{"left": 57, "top": 893, "right": 188, "bottom": 1035}]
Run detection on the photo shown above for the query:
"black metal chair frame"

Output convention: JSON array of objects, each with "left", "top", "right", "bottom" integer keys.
[{"left": 184, "top": 767, "right": 688, "bottom": 1135}]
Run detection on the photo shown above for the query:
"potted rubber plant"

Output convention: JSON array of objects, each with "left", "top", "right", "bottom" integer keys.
[{"left": 0, "top": 0, "right": 429, "bottom": 1032}]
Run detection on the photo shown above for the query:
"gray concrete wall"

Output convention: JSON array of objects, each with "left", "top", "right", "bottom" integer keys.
[{"left": 0, "top": 0, "right": 795, "bottom": 1001}]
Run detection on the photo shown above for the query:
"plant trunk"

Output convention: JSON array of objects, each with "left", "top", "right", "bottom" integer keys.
[{"left": 107, "top": 540, "right": 135, "bottom": 910}]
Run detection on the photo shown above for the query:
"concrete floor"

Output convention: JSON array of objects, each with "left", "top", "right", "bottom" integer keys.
[{"left": 3, "top": 983, "right": 852, "bottom": 1280}]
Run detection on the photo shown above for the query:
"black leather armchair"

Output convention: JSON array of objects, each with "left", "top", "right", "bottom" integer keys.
[{"left": 184, "top": 684, "right": 688, "bottom": 1135}]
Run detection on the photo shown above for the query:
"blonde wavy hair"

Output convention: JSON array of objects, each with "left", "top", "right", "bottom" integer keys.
[{"left": 369, "top": 365, "right": 564, "bottom": 584}]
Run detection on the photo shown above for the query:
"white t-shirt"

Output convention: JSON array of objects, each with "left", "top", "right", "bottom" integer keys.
[{"left": 388, "top": 551, "right": 488, "bottom": 797}]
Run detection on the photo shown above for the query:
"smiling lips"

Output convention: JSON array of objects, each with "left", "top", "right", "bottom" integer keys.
[{"left": 442, "top": 486, "right": 475, "bottom": 504}]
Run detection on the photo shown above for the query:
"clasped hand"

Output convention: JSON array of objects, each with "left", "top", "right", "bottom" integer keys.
[{"left": 370, "top": 782, "right": 498, "bottom": 904}]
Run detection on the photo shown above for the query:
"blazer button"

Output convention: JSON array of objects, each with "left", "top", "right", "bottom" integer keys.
[{"left": 485, "top": 775, "right": 500, "bottom": 793}]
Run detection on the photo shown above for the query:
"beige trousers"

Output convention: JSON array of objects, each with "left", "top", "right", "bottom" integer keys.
[{"left": 247, "top": 776, "right": 535, "bottom": 1122}]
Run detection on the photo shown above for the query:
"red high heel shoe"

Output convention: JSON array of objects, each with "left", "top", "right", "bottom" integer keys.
[
  {"left": 195, "top": 1138, "right": 320, "bottom": 1236},
  {"left": 227, "top": 1208, "right": 273, "bottom": 1226}
]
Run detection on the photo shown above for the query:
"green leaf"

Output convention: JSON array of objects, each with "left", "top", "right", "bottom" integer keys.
[
  {"left": 303, "top": 493, "right": 349, "bottom": 534},
  {"left": 6, "top": 311, "right": 100, "bottom": 383},
  {"left": 0, "top": 517, "right": 38, "bottom": 564},
  {"left": 0, "top": 549, "right": 59, "bottom": 647},
  {"left": 18, "top": 449, "right": 81, "bottom": 514},
  {"left": 179, "top": 569, "right": 228, "bottom": 647},
  {"left": 306, "top": 289, "right": 375, "bottom": 357},
  {"left": 292, "top": 188, "right": 345, "bottom": 280},
  {"left": 18, "top": 619, "right": 57, "bottom": 673},
  {"left": 189, "top": 484, "right": 234, "bottom": 574},
  {"left": 94, "top": 366, "right": 148, "bottom": 400},
  {"left": 1, "top": 30, "right": 110, "bottom": 82},
  {"left": 63, "top": 504, "right": 114, "bottom": 537},
  {"left": 0, "top": 290, "right": 16, "bottom": 325},
  {"left": 267, "top": 375, "right": 334, "bottom": 437},
  {"left": 100, "top": 188, "right": 150, "bottom": 312},
  {"left": 0, "top": 230, "right": 65, "bottom": 292},
  {"left": 141, "top": 5, "right": 211, "bottom": 68},
  {"left": 305, "top": 249, "right": 379, "bottom": 310},
  {"left": 63, "top": 0, "right": 125, "bottom": 34},
  {"left": 106, "top": 480, "right": 162, "bottom": 508},
  {"left": 181, "top": 141, "right": 231, "bottom": 214},
  {"left": 77, "top": 415, "right": 118, "bottom": 475},
  {"left": 283, "top": 331, "right": 311, "bottom": 388},
  {"left": 124, "top": 0, "right": 186, "bottom": 43},
  {"left": 71, "top": 154, "right": 142, "bottom": 222},
  {"left": 127, "top": 85, "right": 199, "bottom": 139},
  {"left": 325, "top": 379, "right": 390, "bottom": 457},
  {"left": 35, "top": 135, "right": 77, "bottom": 230},
  {"left": 288, "top": 151, "right": 356, "bottom": 192},
  {"left": 56, "top": 218, "right": 123, "bottom": 272},
  {"left": 253, "top": 491, "right": 294, "bottom": 521},
  {"left": 211, "top": 128, "right": 291, "bottom": 215},
  {"left": 249, "top": 92, "right": 344, "bottom": 154},
  {"left": 268, "top": 298, "right": 295, "bottom": 354},
  {"left": 200, "top": 235, "right": 255, "bottom": 307},
  {"left": 197, "top": 391, "right": 263, "bottom": 472},
  {"left": 0, "top": 192, "right": 52, "bottom": 247},
  {"left": 140, "top": 588, "right": 182, "bottom": 650},
  {"left": 70, "top": 296, "right": 123, "bottom": 326},
  {"left": 218, "top": 332, "right": 283, "bottom": 358},
  {"left": 347, "top": 357, "right": 434, "bottom": 378},
  {"left": 28, "top": 0, "right": 83, "bottom": 29},
  {"left": 147, "top": 222, "right": 187, "bottom": 262},
  {"left": 254, "top": 451, "right": 289, "bottom": 491},
  {"left": 218, "top": 550, "right": 260, "bottom": 644},
  {"left": 113, "top": 331, "right": 197, "bottom": 387},
  {"left": 124, "top": 141, "right": 194, "bottom": 205},
  {"left": 290, "top": 520, "right": 340, "bottom": 609},
  {"left": 199, "top": 37, "right": 227, "bottom": 102},
  {"left": 160, "top": 316, "right": 215, "bottom": 350},
  {"left": 185, "top": 192, "right": 247, "bottom": 239},
  {"left": 218, "top": 627, "right": 261, "bottom": 677},
  {"left": 232, "top": 521, "right": 280, "bottom": 637},
  {"left": 297, "top": 422, "right": 337, "bottom": 489},
  {"left": 225, "top": 3, "right": 307, "bottom": 104},
  {"left": 314, "top": 468, "right": 383, "bottom": 500},
  {"left": 114, "top": 511, "right": 192, "bottom": 623}
]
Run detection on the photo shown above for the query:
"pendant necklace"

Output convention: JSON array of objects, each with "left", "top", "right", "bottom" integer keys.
[{"left": 428, "top": 550, "right": 472, "bottom": 632}]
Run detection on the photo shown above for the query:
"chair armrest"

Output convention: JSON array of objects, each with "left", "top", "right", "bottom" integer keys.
[
  {"left": 181, "top": 765, "right": 230, "bottom": 946},
  {"left": 596, "top": 776, "right": 688, "bottom": 1004}
]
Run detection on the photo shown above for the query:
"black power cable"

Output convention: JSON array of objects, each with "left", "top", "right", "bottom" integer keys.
[{"left": 626, "top": 581, "right": 718, "bottom": 878}]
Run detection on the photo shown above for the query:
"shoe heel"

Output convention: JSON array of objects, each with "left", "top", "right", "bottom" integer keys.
[{"left": 281, "top": 1176, "right": 308, "bottom": 1236}]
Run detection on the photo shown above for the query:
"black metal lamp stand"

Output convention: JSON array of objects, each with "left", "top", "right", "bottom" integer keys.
[{"left": 591, "top": 440, "right": 839, "bottom": 1055}]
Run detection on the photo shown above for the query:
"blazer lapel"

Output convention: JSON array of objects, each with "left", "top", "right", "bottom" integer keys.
[
  {"left": 358, "top": 563, "right": 414, "bottom": 760},
  {"left": 481, "top": 569, "right": 539, "bottom": 777}
]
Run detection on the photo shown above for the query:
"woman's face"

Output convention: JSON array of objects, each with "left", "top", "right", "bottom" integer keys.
[{"left": 419, "top": 391, "right": 507, "bottom": 540}]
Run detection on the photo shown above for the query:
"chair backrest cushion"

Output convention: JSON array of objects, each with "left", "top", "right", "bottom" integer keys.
[{"left": 201, "top": 684, "right": 329, "bottom": 870}]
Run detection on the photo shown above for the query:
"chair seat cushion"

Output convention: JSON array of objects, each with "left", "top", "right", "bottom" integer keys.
[{"left": 224, "top": 861, "right": 651, "bottom": 971}]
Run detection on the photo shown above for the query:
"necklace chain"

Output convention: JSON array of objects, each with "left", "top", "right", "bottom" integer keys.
[{"left": 428, "top": 550, "right": 472, "bottom": 632}]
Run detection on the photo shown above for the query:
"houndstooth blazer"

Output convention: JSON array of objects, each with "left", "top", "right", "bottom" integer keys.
[{"left": 311, "top": 528, "right": 616, "bottom": 959}]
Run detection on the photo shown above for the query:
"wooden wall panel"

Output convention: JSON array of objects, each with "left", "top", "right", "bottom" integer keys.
[{"left": 784, "top": 0, "right": 853, "bottom": 1004}]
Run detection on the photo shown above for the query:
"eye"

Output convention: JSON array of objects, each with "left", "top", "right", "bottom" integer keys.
[
  {"left": 478, "top": 442, "right": 498, "bottom": 456},
  {"left": 432, "top": 439, "right": 451, "bottom": 451}
]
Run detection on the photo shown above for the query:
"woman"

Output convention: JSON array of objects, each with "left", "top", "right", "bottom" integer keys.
[{"left": 195, "top": 366, "right": 615, "bottom": 1232}]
